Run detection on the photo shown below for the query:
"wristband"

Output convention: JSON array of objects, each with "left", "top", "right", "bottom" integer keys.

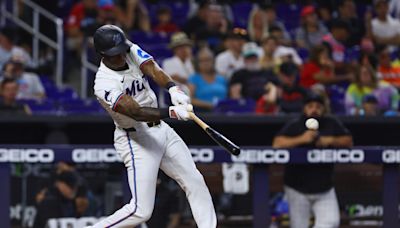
[
  {"left": 159, "top": 108, "right": 170, "bottom": 119},
  {"left": 166, "top": 81, "right": 176, "bottom": 90}
]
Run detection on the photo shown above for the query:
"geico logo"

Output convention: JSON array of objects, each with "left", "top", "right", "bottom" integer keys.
[
  {"left": 72, "top": 149, "right": 121, "bottom": 163},
  {"left": 232, "top": 150, "right": 290, "bottom": 164},
  {"left": 382, "top": 150, "right": 400, "bottom": 163},
  {"left": 347, "top": 204, "right": 383, "bottom": 217},
  {"left": 190, "top": 148, "right": 214, "bottom": 163},
  {"left": 307, "top": 149, "right": 364, "bottom": 163},
  {"left": 0, "top": 149, "right": 54, "bottom": 163},
  {"left": 47, "top": 217, "right": 105, "bottom": 228}
]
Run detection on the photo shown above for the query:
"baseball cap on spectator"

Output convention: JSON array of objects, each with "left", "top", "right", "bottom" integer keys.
[
  {"left": 168, "top": 32, "right": 193, "bottom": 49},
  {"left": 363, "top": 94, "right": 378, "bottom": 104},
  {"left": 280, "top": 62, "right": 299, "bottom": 77},
  {"left": 301, "top": 5, "right": 315, "bottom": 17},
  {"left": 98, "top": 0, "right": 114, "bottom": 10},
  {"left": 225, "top": 28, "right": 248, "bottom": 41},
  {"left": 242, "top": 42, "right": 260, "bottom": 58},
  {"left": 304, "top": 93, "right": 325, "bottom": 105}
]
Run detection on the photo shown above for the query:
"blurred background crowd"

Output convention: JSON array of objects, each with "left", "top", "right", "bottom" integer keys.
[{"left": 1, "top": 0, "right": 400, "bottom": 117}]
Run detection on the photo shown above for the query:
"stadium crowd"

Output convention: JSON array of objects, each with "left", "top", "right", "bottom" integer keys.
[{"left": 0, "top": 0, "right": 400, "bottom": 117}]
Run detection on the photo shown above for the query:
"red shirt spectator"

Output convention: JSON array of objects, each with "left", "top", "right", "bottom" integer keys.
[{"left": 66, "top": 0, "right": 97, "bottom": 32}]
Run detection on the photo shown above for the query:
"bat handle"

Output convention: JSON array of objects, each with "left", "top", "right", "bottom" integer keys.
[{"left": 188, "top": 112, "right": 209, "bottom": 130}]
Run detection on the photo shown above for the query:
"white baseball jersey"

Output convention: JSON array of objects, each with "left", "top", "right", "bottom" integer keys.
[
  {"left": 91, "top": 42, "right": 217, "bottom": 228},
  {"left": 94, "top": 43, "right": 158, "bottom": 130}
]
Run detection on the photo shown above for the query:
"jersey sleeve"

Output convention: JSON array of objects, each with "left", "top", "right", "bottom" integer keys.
[
  {"left": 128, "top": 43, "right": 153, "bottom": 68},
  {"left": 94, "top": 76, "right": 124, "bottom": 111}
]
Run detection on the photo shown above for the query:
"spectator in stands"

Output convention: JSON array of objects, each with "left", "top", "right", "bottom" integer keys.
[
  {"left": 230, "top": 42, "right": 279, "bottom": 109},
  {"left": 295, "top": 5, "right": 329, "bottom": 50},
  {"left": 377, "top": 47, "right": 400, "bottom": 88},
  {"left": 335, "top": 0, "right": 366, "bottom": 47},
  {"left": 215, "top": 28, "right": 247, "bottom": 79},
  {"left": 162, "top": 32, "right": 194, "bottom": 86},
  {"left": 33, "top": 171, "right": 79, "bottom": 228},
  {"left": 269, "top": 26, "right": 303, "bottom": 66},
  {"left": 277, "top": 62, "right": 310, "bottom": 114},
  {"left": 66, "top": 0, "right": 100, "bottom": 50},
  {"left": 322, "top": 19, "right": 350, "bottom": 66},
  {"left": 273, "top": 94, "right": 353, "bottom": 228},
  {"left": 300, "top": 45, "right": 349, "bottom": 89},
  {"left": 371, "top": 0, "right": 400, "bottom": 51},
  {"left": 345, "top": 65, "right": 399, "bottom": 115},
  {"left": 114, "top": 0, "right": 151, "bottom": 32},
  {"left": 189, "top": 47, "right": 227, "bottom": 112},
  {"left": 184, "top": 1, "right": 209, "bottom": 39},
  {"left": 247, "top": 3, "right": 291, "bottom": 45},
  {"left": 0, "top": 78, "right": 31, "bottom": 115},
  {"left": 194, "top": 4, "right": 229, "bottom": 52},
  {"left": 97, "top": 0, "right": 117, "bottom": 25},
  {"left": 2, "top": 59, "right": 46, "bottom": 101},
  {"left": 357, "top": 94, "right": 380, "bottom": 116},
  {"left": 153, "top": 6, "right": 180, "bottom": 34},
  {"left": 259, "top": 36, "right": 279, "bottom": 71},
  {"left": 0, "top": 27, "right": 32, "bottom": 71}
]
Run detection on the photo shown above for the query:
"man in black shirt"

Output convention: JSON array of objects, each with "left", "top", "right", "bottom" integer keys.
[
  {"left": 229, "top": 42, "right": 279, "bottom": 101},
  {"left": 273, "top": 94, "right": 353, "bottom": 228}
]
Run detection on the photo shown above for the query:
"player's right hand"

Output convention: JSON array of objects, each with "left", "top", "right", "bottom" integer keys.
[{"left": 169, "top": 105, "right": 191, "bottom": 121}]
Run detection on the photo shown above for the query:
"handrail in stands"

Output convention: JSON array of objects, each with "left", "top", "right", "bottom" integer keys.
[
  {"left": 81, "top": 38, "right": 99, "bottom": 98},
  {"left": 0, "top": 0, "right": 64, "bottom": 88}
]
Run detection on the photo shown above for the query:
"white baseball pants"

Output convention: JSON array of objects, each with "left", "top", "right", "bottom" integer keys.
[
  {"left": 285, "top": 186, "right": 340, "bottom": 228},
  {"left": 92, "top": 121, "right": 217, "bottom": 228}
]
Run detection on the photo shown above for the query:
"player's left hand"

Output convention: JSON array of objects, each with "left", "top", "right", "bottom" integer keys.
[{"left": 169, "top": 86, "right": 190, "bottom": 106}]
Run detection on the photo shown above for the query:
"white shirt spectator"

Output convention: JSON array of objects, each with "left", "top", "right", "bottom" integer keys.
[
  {"left": 16, "top": 72, "right": 45, "bottom": 100},
  {"left": 162, "top": 56, "right": 194, "bottom": 81},
  {"left": 0, "top": 46, "right": 32, "bottom": 72},
  {"left": 274, "top": 46, "right": 303, "bottom": 66},
  {"left": 372, "top": 15, "right": 400, "bottom": 51},
  {"left": 215, "top": 50, "right": 244, "bottom": 79}
]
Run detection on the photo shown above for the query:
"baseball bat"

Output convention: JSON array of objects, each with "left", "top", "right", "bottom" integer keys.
[{"left": 188, "top": 112, "right": 241, "bottom": 156}]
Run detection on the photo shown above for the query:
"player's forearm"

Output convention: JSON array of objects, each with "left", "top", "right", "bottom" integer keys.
[
  {"left": 114, "top": 95, "right": 167, "bottom": 121},
  {"left": 272, "top": 136, "right": 306, "bottom": 148},
  {"left": 330, "top": 136, "right": 353, "bottom": 147}
]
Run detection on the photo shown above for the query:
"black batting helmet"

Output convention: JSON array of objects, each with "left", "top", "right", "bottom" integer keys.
[{"left": 93, "top": 25, "right": 132, "bottom": 56}]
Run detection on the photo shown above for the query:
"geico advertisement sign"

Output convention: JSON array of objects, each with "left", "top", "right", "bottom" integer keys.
[
  {"left": 382, "top": 150, "right": 400, "bottom": 163},
  {"left": 47, "top": 217, "right": 105, "bottom": 228},
  {"left": 232, "top": 149, "right": 290, "bottom": 164},
  {"left": 190, "top": 148, "right": 214, "bottom": 163},
  {"left": 72, "top": 149, "right": 121, "bottom": 163},
  {"left": 307, "top": 149, "right": 364, "bottom": 163},
  {"left": 0, "top": 149, "right": 54, "bottom": 163}
]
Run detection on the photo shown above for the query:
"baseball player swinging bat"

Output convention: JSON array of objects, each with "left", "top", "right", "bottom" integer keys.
[{"left": 188, "top": 107, "right": 241, "bottom": 156}]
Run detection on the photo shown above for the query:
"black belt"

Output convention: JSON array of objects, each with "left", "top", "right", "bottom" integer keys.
[{"left": 124, "top": 120, "right": 161, "bottom": 132}]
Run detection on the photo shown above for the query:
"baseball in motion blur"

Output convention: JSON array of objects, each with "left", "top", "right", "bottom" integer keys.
[{"left": 305, "top": 118, "right": 319, "bottom": 130}]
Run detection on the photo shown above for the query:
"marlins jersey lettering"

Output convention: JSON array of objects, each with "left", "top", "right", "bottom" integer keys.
[{"left": 94, "top": 43, "right": 157, "bottom": 129}]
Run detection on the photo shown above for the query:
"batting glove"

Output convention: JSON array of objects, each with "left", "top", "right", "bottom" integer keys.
[
  {"left": 169, "top": 86, "right": 190, "bottom": 106},
  {"left": 169, "top": 105, "right": 191, "bottom": 121}
]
